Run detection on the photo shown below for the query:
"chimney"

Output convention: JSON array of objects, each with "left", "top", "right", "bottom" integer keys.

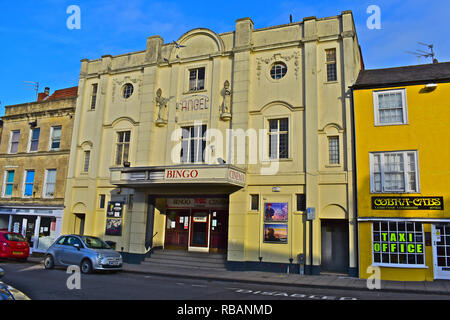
[{"left": 37, "top": 87, "right": 50, "bottom": 102}]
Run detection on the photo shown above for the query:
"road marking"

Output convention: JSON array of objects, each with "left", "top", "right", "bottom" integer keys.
[
  {"left": 18, "top": 265, "right": 43, "bottom": 272},
  {"left": 227, "top": 287, "right": 358, "bottom": 300},
  {"left": 191, "top": 284, "right": 207, "bottom": 288}
]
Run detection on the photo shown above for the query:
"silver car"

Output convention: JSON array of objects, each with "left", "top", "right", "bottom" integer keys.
[{"left": 44, "top": 235, "right": 123, "bottom": 274}]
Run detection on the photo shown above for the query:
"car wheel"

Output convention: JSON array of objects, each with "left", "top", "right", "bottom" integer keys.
[
  {"left": 44, "top": 255, "right": 54, "bottom": 269},
  {"left": 81, "top": 259, "right": 93, "bottom": 274}
]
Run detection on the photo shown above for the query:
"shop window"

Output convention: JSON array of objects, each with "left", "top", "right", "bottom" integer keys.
[
  {"left": 44, "top": 169, "right": 57, "bottom": 198},
  {"left": 250, "top": 194, "right": 259, "bottom": 211},
  {"left": 372, "top": 221, "right": 425, "bottom": 267},
  {"left": 269, "top": 118, "right": 289, "bottom": 159},
  {"left": 189, "top": 68, "right": 205, "bottom": 92},
  {"left": 373, "top": 89, "right": 407, "bottom": 125},
  {"left": 3, "top": 171, "right": 15, "bottom": 197},
  {"left": 115, "top": 131, "right": 131, "bottom": 166},
  {"left": 370, "top": 151, "right": 419, "bottom": 193},
  {"left": 180, "top": 125, "right": 207, "bottom": 163},
  {"left": 90, "top": 83, "right": 98, "bottom": 110},
  {"left": 50, "top": 126, "right": 62, "bottom": 151},
  {"left": 325, "top": 48, "right": 337, "bottom": 82},
  {"left": 29, "top": 128, "right": 40, "bottom": 152},
  {"left": 9, "top": 130, "right": 20, "bottom": 154},
  {"left": 23, "top": 170, "right": 35, "bottom": 197}
]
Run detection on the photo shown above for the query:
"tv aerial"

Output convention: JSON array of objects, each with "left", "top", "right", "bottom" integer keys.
[
  {"left": 405, "top": 42, "right": 438, "bottom": 64},
  {"left": 24, "top": 81, "right": 40, "bottom": 100}
]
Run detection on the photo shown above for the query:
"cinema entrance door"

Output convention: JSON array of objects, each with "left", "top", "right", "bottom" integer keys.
[{"left": 164, "top": 198, "right": 229, "bottom": 253}]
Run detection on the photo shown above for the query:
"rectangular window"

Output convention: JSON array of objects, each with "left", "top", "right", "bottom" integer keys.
[
  {"left": 3, "top": 171, "right": 15, "bottom": 197},
  {"left": 99, "top": 194, "right": 106, "bottom": 209},
  {"left": 372, "top": 221, "right": 425, "bottom": 266},
  {"left": 29, "top": 128, "right": 40, "bottom": 152},
  {"left": 328, "top": 136, "right": 340, "bottom": 164},
  {"left": 44, "top": 169, "right": 57, "bottom": 198},
  {"left": 180, "top": 125, "right": 207, "bottom": 163},
  {"left": 23, "top": 170, "right": 35, "bottom": 197},
  {"left": 370, "top": 151, "right": 419, "bottom": 193},
  {"left": 250, "top": 195, "right": 259, "bottom": 211},
  {"left": 296, "top": 194, "right": 306, "bottom": 212},
  {"left": 9, "top": 130, "right": 20, "bottom": 154},
  {"left": 325, "top": 48, "right": 337, "bottom": 82},
  {"left": 115, "top": 131, "right": 131, "bottom": 166},
  {"left": 269, "top": 118, "right": 289, "bottom": 159},
  {"left": 90, "top": 84, "right": 98, "bottom": 110},
  {"left": 189, "top": 68, "right": 205, "bottom": 92},
  {"left": 50, "top": 126, "right": 62, "bottom": 150},
  {"left": 373, "top": 89, "right": 407, "bottom": 125},
  {"left": 83, "top": 151, "right": 90, "bottom": 173}
]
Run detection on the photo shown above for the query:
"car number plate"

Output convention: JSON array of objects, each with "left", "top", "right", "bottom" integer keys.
[
  {"left": 109, "top": 261, "right": 119, "bottom": 265},
  {"left": 13, "top": 251, "right": 22, "bottom": 255}
]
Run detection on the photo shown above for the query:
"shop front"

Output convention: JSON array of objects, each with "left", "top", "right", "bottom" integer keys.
[
  {"left": 164, "top": 197, "right": 228, "bottom": 253},
  {"left": 0, "top": 206, "right": 63, "bottom": 253}
]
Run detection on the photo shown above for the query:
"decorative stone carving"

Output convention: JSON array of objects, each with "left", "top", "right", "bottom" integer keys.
[
  {"left": 220, "top": 80, "right": 232, "bottom": 121},
  {"left": 256, "top": 51, "right": 300, "bottom": 81},
  {"left": 155, "top": 88, "right": 169, "bottom": 126},
  {"left": 112, "top": 76, "right": 142, "bottom": 103}
]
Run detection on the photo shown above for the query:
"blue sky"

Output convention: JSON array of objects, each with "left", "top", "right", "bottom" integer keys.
[{"left": 0, "top": 0, "right": 449, "bottom": 113}]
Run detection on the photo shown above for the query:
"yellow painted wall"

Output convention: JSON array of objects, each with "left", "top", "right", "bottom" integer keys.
[{"left": 354, "top": 82, "right": 450, "bottom": 281}]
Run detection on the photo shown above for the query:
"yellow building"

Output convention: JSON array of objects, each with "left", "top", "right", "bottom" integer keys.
[
  {"left": 0, "top": 87, "right": 77, "bottom": 252},
  {"left": 63, "top": 12, "right": 362, "bottom": 275},
  {"left": 352, "top": 62, "right": 450, "bottom": 281}
]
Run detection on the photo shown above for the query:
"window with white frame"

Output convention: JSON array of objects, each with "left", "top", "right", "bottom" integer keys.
[
  {"left": 372, "top": 221, "right": 425, "bottom": 266},
  {"left": 3, "top": 171, "right": 15, "bottom": 197},
  {"left": 50, "top": 126, "right": 62, "bottom": 150},
  {"left": 269, "top": 118, "right": 289, "bottom": 159},
  {"left": 325, "top": 48, "right": 337, "bottom": 82},
  {"left": 328, "top": 136, "right": 340, "bottom": 164},
  {"left": 29, "top": 128, "right": 40, "bottom": 152},
  {"left": 9, "top": 130, "right": 20, "bottom": 154},
  {"left": 115, "top": 131, "right": 130, "bottom": 166},
  {"left": 370, "top": 151, "right": 419, "bottom": 193},
  {"left": 44, "top": 169, "right": 57, "bottom": 198},
  {"left": 90, "top": 84, "right": 98, "bottom": 110},
  {"left": 23, "top": 170, "right": 35, "bottom": 197},
  {"left": 189, "top": 68, "right": 205, "bottom": 92},
  {"left": 180, "top": 125, "right": 207, "bottom": 163},
  {"left": 373, "top": 89, "right": 407, "bottom": 125}
]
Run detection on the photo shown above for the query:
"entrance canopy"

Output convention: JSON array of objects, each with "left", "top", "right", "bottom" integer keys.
[{"left": 110, "top": 164, "right": 246, "bottom": 189}]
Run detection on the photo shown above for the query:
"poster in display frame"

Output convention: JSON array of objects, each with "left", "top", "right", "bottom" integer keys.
[
  {"left": 263, "top": 223, "right": 288, "bottom": 244},
  {"left": 105, "top": 218, "right": 123, "bottom": 236},
  {"left": 107, "top": 201, "right": 124, "bottom": 218},
  {"left": 264, "top": 202, "right": 288, "bottom": 222}
]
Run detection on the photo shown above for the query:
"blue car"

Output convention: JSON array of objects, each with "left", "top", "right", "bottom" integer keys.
[
  {"left": 44, "top": 235, "right": 123, "bottom": 274},
  {"left": 0, "top": 267, "right": 31, "bottom": 300}
]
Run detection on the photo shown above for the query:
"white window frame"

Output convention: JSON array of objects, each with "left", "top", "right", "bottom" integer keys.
[
  {"left": 43, "top": 169, "right": 57, "bottom": 199},
  {"left": 9, "top": 130, "right": 20, "bottom": 154},
  {"left": 371, "top": 221, "right": 427, "bottom": 268},
  {"left": 373, "top": 89, "right": 408, "bottom": 126},
  {"left": 328, "top": 136, "right": 340, "bottom": 165},
  {"left": 268, "top": 118, "right": 289, "bottom": 160},
  {"left": 188, "top": 67, "right": 206, "bottom": 92},
  {"left": 2, "top": 170, "right": 15, "bottom": 198},
  {"left": 83, "top": 151, "right": 90, "bottom": 173},
  {"left": 90, "top": 83, "right": 98, "bottom": 110},
  {"left": 49, "top": 126, "right": 62, "bottom": 151},
  {"left": 22, "top": 169, "right": 35, "bottom": 198},
  {"left": 180, "top": 124, "right": 207, "bottom": 164},
  {"left": 28, "top": 128, "right": 40, "bottom": 152},
  {"left": 114, "top": 131, "right": 131, "bottom": 167},
  {"left": 369, "top": 150, "right": 420, "bottom": 194}
]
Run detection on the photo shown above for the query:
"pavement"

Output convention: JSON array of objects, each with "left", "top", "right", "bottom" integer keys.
[{"left": 25, "top": 254, "right": 450, "bottom": 296}]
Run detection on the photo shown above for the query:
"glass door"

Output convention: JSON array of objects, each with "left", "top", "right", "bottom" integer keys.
[
  {"left": 432, "top": 224, "right": 450, "bottom": 279},
  {"left": 189, "top": 211, "right": 209, "bottom": 251}
]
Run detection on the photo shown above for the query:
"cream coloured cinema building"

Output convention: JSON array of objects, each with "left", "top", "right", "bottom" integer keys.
[{"left": 62, "top": 11, "right": 363, "bottom": 275}]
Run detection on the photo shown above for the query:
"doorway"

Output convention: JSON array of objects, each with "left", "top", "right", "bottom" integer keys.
[
  {"left": 432, "top": 224, "right": 450, "bottom": 280},
  {"left": 74, "top": 214, "right": 85, "bottom": 235},
  {"left": 165, "top": 211, "right": 190, "bottom": 249},
  {"left": 189, "top": 210, "right": 209, "bottom": 252},
  {"left": 321, "top": 219, "right": 349, "bottom": 273}
]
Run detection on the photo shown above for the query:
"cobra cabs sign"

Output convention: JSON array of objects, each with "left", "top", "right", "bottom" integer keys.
[{"left": 372, "top": 197, "right": 444, "bottom": 210}]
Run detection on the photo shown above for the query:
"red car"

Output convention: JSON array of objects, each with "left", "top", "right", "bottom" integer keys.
[{"left": 0, "top": 231, "right": 30, "bottom": 260}]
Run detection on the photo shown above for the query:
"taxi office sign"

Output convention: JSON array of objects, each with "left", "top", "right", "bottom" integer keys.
[{"left": 372, "top": 197, "right": 444, "bottom": 210}]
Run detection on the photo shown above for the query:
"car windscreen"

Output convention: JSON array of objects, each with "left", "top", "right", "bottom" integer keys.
[
  {"left": 81, "top": 236, "right": 111, "bottom": 249},
  {"left": 4, "top": 234, "right": 26, "bottom": 242}
]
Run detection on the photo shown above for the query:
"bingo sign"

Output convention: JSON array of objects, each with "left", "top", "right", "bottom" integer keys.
[{"left": 179, "top": 95, "right": 209, "bottom": 112}]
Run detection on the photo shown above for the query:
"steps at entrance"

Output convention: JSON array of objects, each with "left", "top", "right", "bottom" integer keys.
[{"left": 143, "top": 250, "right": 227, "bottom": 271}]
